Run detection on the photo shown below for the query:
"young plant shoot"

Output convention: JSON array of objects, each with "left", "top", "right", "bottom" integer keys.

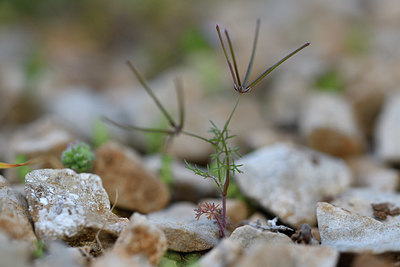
[{"left": 103, "top": 20, "right": 309, "bottom": 238}]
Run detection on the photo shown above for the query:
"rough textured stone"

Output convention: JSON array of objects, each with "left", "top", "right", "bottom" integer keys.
[
  {"left": 317, "top": 202, "right": 400, "bottom": 253},
  {"left": 236, "top": 241, "right": 339, "bottom": 267},
  {"left": 94, "top": 142, "right": 170, "bottom": 213},
  {"left": 199, "top": 239, "right": 243, "bottom": 267},
  {"left": 299, "top": 92, "right": 364, "bottom": 157},
  {"left": 331, "top": 188, "right": 400, "bottom": 224},
  {"left": 0, "top": 175, "right": 36, "bottom": 246},
  {"left": 25, "top": 169, "right": 128, "bottom": 248},
  {"left": 375, "top": 93, "right": 400, "bottom": 163},
  {"left": 113, "top": 213, "right": 167, "bottom": 265},
  {"left": 144, "top": 155, "right": 217, "bottom": 202},
  {"left": 229, "top": 225, "right": 291, "bottom": 250},
  {"left": 148, "top": 202, "right": 220, "bottom": 252},
  {"left": 235, "top": 143, "right": 352, "bottom": 227}
]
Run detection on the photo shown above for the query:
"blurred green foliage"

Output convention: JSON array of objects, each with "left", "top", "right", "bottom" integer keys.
[
  {"left": 92, "top": 119, "right": 110, "bottom": 148},
  {"left": 160, "top": 154, "right": 173, "bottom": 190},
  {"left": 345, "top": 22, "right": 371, "bottom": 56},
  {"left": 159, "top": 250, "right": 201, "bottom": 267},
  {"left": 33, "top": 240, "right": 45, "bottom": 259},
  {"left": 314, "top": 68, "right": 345, "bottom": 92},
  {"left": 15, "top": 154, "right": 32, "bottom": 183}
]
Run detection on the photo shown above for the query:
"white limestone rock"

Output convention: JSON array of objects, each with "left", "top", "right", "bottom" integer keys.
[
  {"left": 299, "top": 92, "right": 364, "bottom": 157},
  {"left": 25, "top": 169, "right": 128, "bottom": 248},
  {"left": 199, "top": 239, "right": 243, "bottom": 267},
  {"left": 148, "top": 202, "right": 220, "bottom": 252},
  {"left": 144, "top": 155, "right": 218, "bottom": 202},
  {"left": 331, "top": 188, "right": 400, "bottom": 224},
  {"left": 317, "top": 202, "right": 400, "bottom": 253},
  {"left": 235, "top": 143, "right": 352, "bottom": 227},
  {"left": 375, "top": 93, "right": 400, "bottom": 163},
  {"left": 228, "top": 225, "right": 291, "bottom": 250},
  {"left": 236, "top": 241, "right": 339, "bottom": 267}
]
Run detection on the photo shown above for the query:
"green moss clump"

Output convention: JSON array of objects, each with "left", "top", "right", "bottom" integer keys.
[{"left": 61, "top": 141, "right": 95, "bottom": 173}]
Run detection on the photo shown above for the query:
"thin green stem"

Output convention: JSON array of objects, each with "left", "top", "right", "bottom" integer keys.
[
  {"left": 174, "top": 78, "right": 185, "bottom": 130},
  {"left": 127, "top": 61, "right": 177, "bottom": 128},
  {"left": 216, "top": 25, "right": 238, "bottom": 87},
  {"left": 247, "top": 42, "right": 310, "bottom": 89},
  {"left": 222, "top": 93, "right": 242, "bottom": 135},
  {"left": 242, "top": 19, "right": 260, "bottom": 88},
  {"left": 224, "top": 29, "right": 242, "bottom": 87},
  {"left": 102, "top": 116, "right": 175, "bottom": 135},
  {"left": 181, "top": 130, "right": 213, "bottom": 144}
]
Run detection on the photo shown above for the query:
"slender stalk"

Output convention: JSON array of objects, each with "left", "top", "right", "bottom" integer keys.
[
  {"left": 181, "top": 130, "right": 213, "bottom": 144},
  {"left": 247, "top": 42, "right": 310, "bottom": 89},
  {"left": 224, "top": 29, "right": 242, "bottom": 87},
  {"left": 222, "top": 93, "right": 242, "bottom": 135},
  {"left": 127, "top": 61, "right": 177, "bottom": 128},
  {"left": 102, "top": 116, "right": 175, "bottom": 135},
  {"left": 242, "top": 19, "right": 260, "bottom": 88},
  {"left": 175, "top": 78, "right": 185, "bottom": 131},
  {"left": 216, "top": 25, "right": 238, "bottom": 87},
  {"left": 222, "top": 193, "right": 227, "bottom": 231},
  {"left": 213, "top": 212, "right": 225, "bottom": 238}
]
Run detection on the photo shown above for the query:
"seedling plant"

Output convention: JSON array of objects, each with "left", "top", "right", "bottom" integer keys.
[{"left": 104, "top": 19, "right": 309, "bottom": 238}]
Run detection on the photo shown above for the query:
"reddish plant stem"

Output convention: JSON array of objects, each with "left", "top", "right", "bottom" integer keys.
[
  {"left": 213, "top": 211, "right": 225, "bottom": 238},
  {"left": 222, "top": 193, "right": 227, "bottom": 234}
]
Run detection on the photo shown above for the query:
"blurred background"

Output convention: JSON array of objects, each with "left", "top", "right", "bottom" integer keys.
[{"left": 1, "top": 0, "right": 400, "bottom": 173}]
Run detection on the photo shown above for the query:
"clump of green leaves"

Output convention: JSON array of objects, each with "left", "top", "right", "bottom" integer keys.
[
  {"left": 103, "top": 19, "right": 309, "bottom": 238},
  {"left": 61, "top": 141, "right": 95, "bottom": 173}
]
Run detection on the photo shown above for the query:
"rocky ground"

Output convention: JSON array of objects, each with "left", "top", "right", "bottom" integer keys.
[{"left": 1, "top": 0, "right": 400, "bottom": 266}]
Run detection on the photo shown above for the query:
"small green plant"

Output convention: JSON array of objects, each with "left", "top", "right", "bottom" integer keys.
[
  {"left": 61, "top": 141, "right": 95, "bottom": 173},
  {"left": 104, "top": 20, "right": 309, "bottom": 238},
  {"left": 33, "top": 240, "right": 45, "bottom": 259}
]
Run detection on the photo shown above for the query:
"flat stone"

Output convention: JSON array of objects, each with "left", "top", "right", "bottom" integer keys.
[
  {"left": 236, "top": 241, "right": 339, "bottom": 267},
  {"left": 0, "top": 175, "right": 36, "bottom": 246},
  {"left": 0, "top": 231, "right": 32, "bottom": 267},
  {"left": 235, "top": 143, "right": 352, "bottom": 227},
  {"left": 331, "top": 188, "right": 400, "bottom": 224},
  {"left": 113, "top": 213, "right": 167, "bottom": 265},
  {"left": 375, "top": 93, "right": 400, "bottom": 163},
  {"left": 229, "top": 225, "right": 291, "bottom": 250},
  {"left": 148, "top": 203, "right": 220, "bottom": 252},
  {"left": 5, "top": 116, "right": 75, "bottom": 183},
  {"left": 144, "top": 155, "right": 217, "bottom": 202},
  {"left": 348, "top": 156, "right": 399, "bottom": 192},
  {"left": 299, "top": 92, "right": 364, "bottom": 157},
  {"left": 25, "top": 169, "right": 128, "bottom": 249},
  {"left": 317, "top": 202, "right": 400, "bottom": 253},
  {"left": 94, "top": 142, "right": 170, "bottom": 213}
]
